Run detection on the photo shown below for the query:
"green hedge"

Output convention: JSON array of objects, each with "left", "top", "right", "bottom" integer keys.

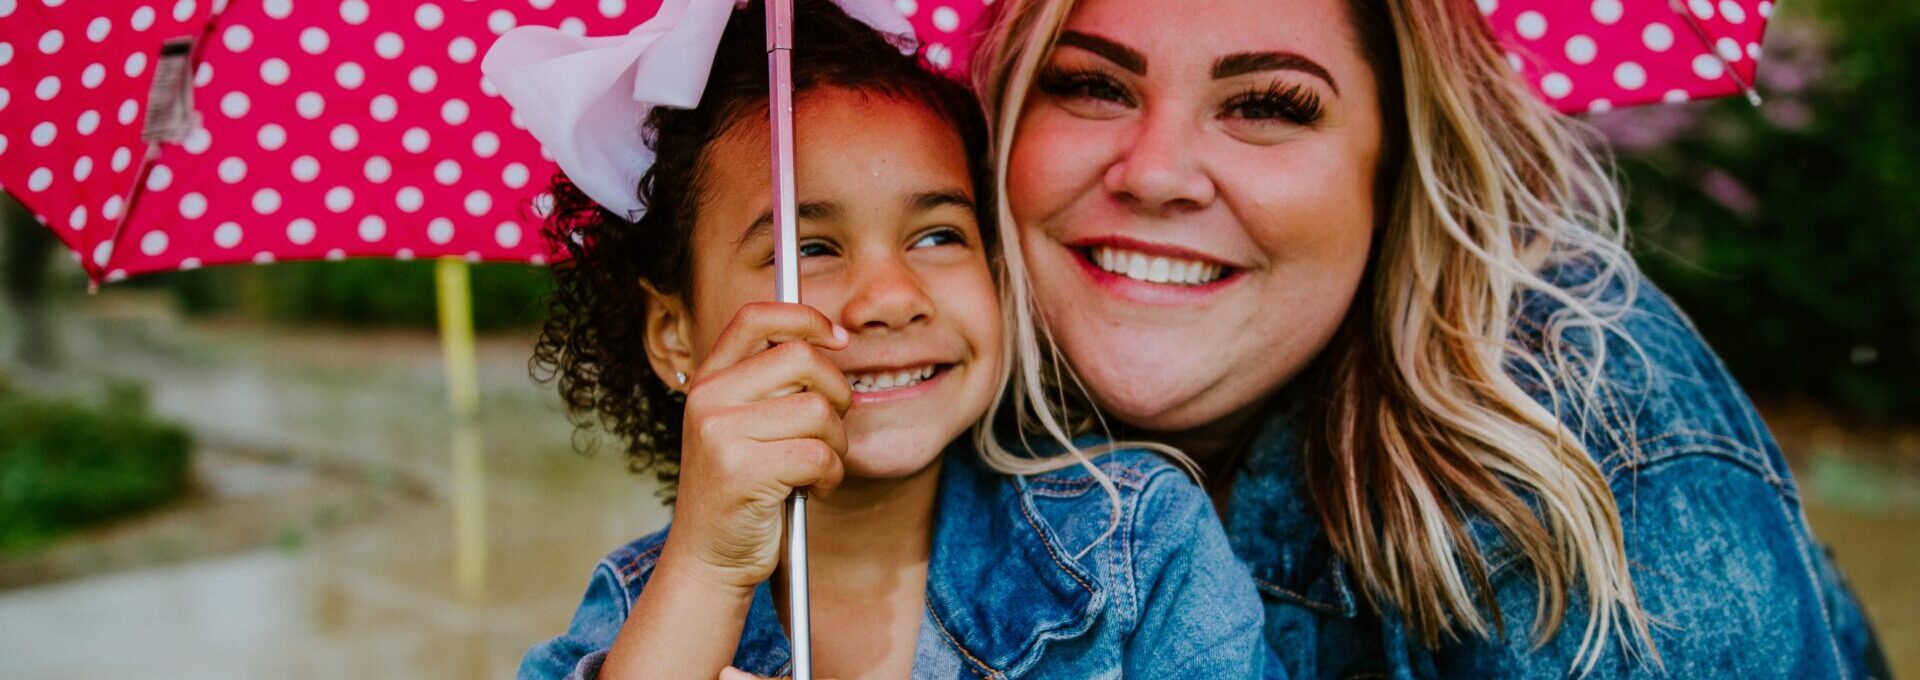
[
  {"left": 0, "top": 384, "right": 193, "bottom": 551},
  {"left": 1607, "top": 0, "right": 1920, "bottom": 421}
]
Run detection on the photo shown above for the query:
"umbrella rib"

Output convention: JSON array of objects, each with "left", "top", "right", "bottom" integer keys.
[
  {"left": 96, "top": 16, "right": 225, "bottom": 286},
  {"left": 1664, "top": 0, "right": 1763, "bottom": 105}
]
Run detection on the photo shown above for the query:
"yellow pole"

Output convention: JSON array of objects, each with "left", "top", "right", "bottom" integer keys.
[{"left": 435, "top": 257, "right": 488, "bottom": 605}]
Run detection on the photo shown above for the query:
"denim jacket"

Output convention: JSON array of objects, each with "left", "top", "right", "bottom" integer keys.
[
  {"left": 521, "top": 444, "right": 1271, "bottom": 679},
  {"left": 1226, "top": 262, "right": 1890, "bottom": 679}
]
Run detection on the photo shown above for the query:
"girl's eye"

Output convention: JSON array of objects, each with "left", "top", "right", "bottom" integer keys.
[
  {"left": 797, "top": 240, "right": 838, "bottom": 258},
  {"left": 1035, "top": 67, "right": 1134, "bottom": 107},
  {"left": 911, "top": 228, "right": 965, "bottom": 249},
  {"left": 1221, "top": 82, "right": 1325, "bottom": 126}
]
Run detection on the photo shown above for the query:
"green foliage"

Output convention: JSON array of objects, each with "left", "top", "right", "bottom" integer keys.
[
  {"left": 0, "top": 383, "right": 193, "bottom": 551},
  {"left": 1609, "top": 0, "right": 1920, "bottom": 421},
  {"left": 140, "top": 259, "right": 552, "bottom": 331}
]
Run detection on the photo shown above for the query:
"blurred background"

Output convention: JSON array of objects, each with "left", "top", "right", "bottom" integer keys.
[{"left": 1, "top": 0, "right": 1915, "bottom": 677}]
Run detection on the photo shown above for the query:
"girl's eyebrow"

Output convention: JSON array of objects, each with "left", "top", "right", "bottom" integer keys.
[
  {"left": 910, "top": 189, "right": 974, "bottom": 213},
  {"left": 739, "top": 201, "right": 841, "bottom": 246},
  {"left": 1212, "top": 51, "right": 1340, "bottom": 94}
]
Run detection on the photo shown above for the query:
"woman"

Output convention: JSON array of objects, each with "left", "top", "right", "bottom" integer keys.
[{"left": 972, "top": 0, "right": 1889, "bottom": 676}]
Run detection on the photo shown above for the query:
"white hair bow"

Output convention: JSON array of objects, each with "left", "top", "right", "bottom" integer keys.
[{"left": 481, "top": 0, "right": 918, "bottom": 221}]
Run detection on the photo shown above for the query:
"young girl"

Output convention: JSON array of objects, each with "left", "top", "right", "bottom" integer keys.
[{"left": 486, "top": 2, "right": 1270, "bottom": 678}]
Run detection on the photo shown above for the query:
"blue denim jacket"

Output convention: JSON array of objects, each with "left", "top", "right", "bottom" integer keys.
[
  {"left": 1225, "top": 263, "right": 1890, "bottom": 678},
  {"left": 521, "top": 444, "right": 1271, "bottom": 679}
]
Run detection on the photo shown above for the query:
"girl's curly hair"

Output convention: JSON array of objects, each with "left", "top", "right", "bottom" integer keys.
[{"left": 530, "top": 0, "right": 991, "bottom": 492}]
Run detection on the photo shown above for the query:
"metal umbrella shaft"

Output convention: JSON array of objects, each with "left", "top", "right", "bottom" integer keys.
[{"left": 765, "top": 0, "right": 812, "bottom": 678}]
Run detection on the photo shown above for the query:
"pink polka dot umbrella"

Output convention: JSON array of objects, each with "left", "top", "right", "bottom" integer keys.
[
  {"left": 1484, "top": 0, "right": 1774, "bottom": 113},
  {"left": 0, "top": 0, "right": 1767, "bottom": 285},
  {"left": 0, "top": 0, "right": 985, "bottom": 285}
]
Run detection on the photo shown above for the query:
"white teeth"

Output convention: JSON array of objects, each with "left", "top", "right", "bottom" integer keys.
[
  {"left": 846, "top": 364, "right": 940, "bottom": 394},
  {"left": 1092, "top": 247, "right": 1225, "bottom": 286}
]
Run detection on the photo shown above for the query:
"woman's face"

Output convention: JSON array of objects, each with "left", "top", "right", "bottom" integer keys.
[
  {"left": 670, "top": 87, "right": 1002, "bottom": 478},
  {"left": 1007, "top": 0, "right": 1383, "bottom": 434}
]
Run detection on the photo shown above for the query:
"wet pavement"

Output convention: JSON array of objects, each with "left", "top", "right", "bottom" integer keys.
[
  {"left": 1, "top": 290, "right": 672, "bottom": 678},
  {"left": 0, "top": 289, "right": 1914, "bottom": 678}
]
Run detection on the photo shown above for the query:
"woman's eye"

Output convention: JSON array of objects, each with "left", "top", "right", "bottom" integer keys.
[
  {"left": 1036, "top": 68, "right": 1134, "bottom": 107},
  {"left": 798, "top": 240, "right": 838, "bottom": 258},
  {"left": 1221, "top": 82, "right": 1325, "bottom": 126},
  {"left": 911, "top": 228, "right": 965, "bottom": 249}
]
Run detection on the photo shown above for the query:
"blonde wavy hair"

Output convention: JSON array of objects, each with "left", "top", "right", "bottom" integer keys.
[{"left": 970, "top": 0, "right": 1658, "bottom": 673}]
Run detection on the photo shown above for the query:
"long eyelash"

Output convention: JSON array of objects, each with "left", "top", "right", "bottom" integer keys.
[{"left": 1222, "top": 81, "right": 1325, "bottom": 125}]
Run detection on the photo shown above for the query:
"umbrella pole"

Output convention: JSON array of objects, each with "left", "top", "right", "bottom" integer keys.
[
  {"left": 766, "top": 0, "right": 811, "bottom": 677},
  {"left": 435, "top": 256, "right": 489, "bottom": 605}
]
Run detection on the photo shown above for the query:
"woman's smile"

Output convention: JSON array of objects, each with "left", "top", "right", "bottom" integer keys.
[{"left": 1007, "top": 0, "right": 1380, "bottom": 432}]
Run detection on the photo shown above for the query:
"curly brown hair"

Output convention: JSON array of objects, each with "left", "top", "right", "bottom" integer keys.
[{"left": 530, "top": 0, "right": 992, "bottom": 493}]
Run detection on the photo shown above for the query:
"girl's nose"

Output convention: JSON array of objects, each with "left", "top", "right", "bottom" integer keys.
[
  {"left": 1102, "top": 109, "right": 1216, "bottom": 216},
  {"left": 839, "top": 254, "right": 934, "bottom": 332}
]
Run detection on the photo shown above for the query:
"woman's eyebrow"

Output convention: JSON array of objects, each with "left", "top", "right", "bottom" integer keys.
[
  {"left": 1212, "top": 51, "right": 1340, "bottom": 94},
  {"left": 1056, "top": 31, "right": 1146, "bottom": 75}
]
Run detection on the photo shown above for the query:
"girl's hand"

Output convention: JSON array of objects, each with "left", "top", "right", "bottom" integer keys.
[
  {"left": 663, "top": 302, "right": 853, "bottom": 594},
  {"left": 718, "top": 666, "right": 840, "bottom": 680}
]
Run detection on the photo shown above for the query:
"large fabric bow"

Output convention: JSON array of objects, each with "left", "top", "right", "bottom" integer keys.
[{"left": 481, "top": 0, "right": 916, "bottom": 220}]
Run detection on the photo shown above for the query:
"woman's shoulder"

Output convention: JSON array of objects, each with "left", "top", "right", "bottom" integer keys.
[{"left": 1514, "top": 257, "right": 1792, "bottom": 487}]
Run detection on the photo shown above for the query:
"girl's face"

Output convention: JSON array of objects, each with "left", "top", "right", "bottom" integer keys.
[
  {"left": 1006, "top": 0, "right": 1382, "bottom": 434},
  {"left": 669, "top": 87, "right": 1001, "bottom": 478}
]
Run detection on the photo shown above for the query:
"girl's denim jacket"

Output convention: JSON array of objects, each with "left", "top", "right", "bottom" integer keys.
[
  {"left": 520, "top": 446, "right": 1272, "bottom": 679},
  {"left": 1227, "top": 262, "right": 1889, "bottom": 679}
]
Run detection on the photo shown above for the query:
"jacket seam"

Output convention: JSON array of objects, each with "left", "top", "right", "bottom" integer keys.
[
  {"left": 1609, "top": 445, "right": 1794, "bottom": 501},
  {"left": 1605, "top": 429, "right": 1772, "bottom": 478},
  {"left": 1024, "top": 467, "right": 1152, "bottom": 496},
  {"left": 1017, "top": 490, "right": 1096, "bottom": 595},
  {"left": 601, "top": 542, "right": 665, "bottom": 616},
  {"left": 1253, "top": 577, "right": 1350, "bottom": 614},
  {"left": 925, "top": 603, "right": 1006, "bottom": 679}
]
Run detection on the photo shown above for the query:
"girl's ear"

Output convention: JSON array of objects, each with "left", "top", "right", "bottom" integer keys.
[{"left": 640, "top": 279, "right": 695, "bottom": 390}]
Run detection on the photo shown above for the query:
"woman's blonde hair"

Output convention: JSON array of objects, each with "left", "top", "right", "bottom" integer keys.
[{"left": 970, "top": 0, "right": 1657, "bottom": 673}]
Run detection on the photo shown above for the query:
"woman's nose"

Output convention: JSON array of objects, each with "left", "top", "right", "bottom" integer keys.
[
  {"left": 839, "top": 254, "right": 934, "bottom": 332},
  {"left": 1102, "top": 109, "right": 1216, "bottom": 215}
]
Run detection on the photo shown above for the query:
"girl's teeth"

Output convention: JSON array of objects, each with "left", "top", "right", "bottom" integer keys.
[
  {"left": 846, "top": 365, "right": 940, "bottom": 394},
  {"left": 1093, "top": 247, "right": 1223, "bottom": 286}
]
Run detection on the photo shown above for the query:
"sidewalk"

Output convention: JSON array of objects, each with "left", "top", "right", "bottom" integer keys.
[{"left": 0, "top": 290, "right": 672, "bottom": 679}]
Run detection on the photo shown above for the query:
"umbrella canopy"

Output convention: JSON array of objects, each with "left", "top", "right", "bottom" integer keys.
[
  {"left": 1484, "top": 0, "right": 1772, "bottom": 112},
  {"left": 0, "top": 0, "right": 984, "bottom": 284},
  {"left": 0, "top": 0, "right": 1768, "bottom": 285}
]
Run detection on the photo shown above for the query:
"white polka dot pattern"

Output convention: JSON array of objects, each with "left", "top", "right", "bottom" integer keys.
[
  {"left": 1483, "top": 0, "right": 1769, "bottom": 113},
  {"left": 0, "top": 0, "right": 682, "bottom": 280},
  {"left": 0, "top": 0, "right": 1766, "bottom": 283}
]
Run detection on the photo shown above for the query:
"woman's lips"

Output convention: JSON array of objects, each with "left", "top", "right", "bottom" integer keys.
[{"left": 1064, "top": 240, "right": 1243, "bottom": 304}]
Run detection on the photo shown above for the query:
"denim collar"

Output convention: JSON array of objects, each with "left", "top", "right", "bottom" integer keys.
[
  {"left": 1223, "top": 392, "right": 1360, "bottom": 617},
  {"left": 726, "top": 445, "right": 1104, "bottom": 676}
]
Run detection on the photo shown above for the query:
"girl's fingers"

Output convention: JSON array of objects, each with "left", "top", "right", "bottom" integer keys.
[
  {"left": 692, "top": 340, "right": 852, "bottom": 415},
  {"left": 700, "top": 302, "right": 849, "bottom": 376},
  {"left": 720, "top": 391, "right": 849, "bottom": 456},
  {"left": 717, "top": 668, "right": 839, "bottom": 680},
  {"left": 711, "top": 437, "right": 841, "bottom": 499}
]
